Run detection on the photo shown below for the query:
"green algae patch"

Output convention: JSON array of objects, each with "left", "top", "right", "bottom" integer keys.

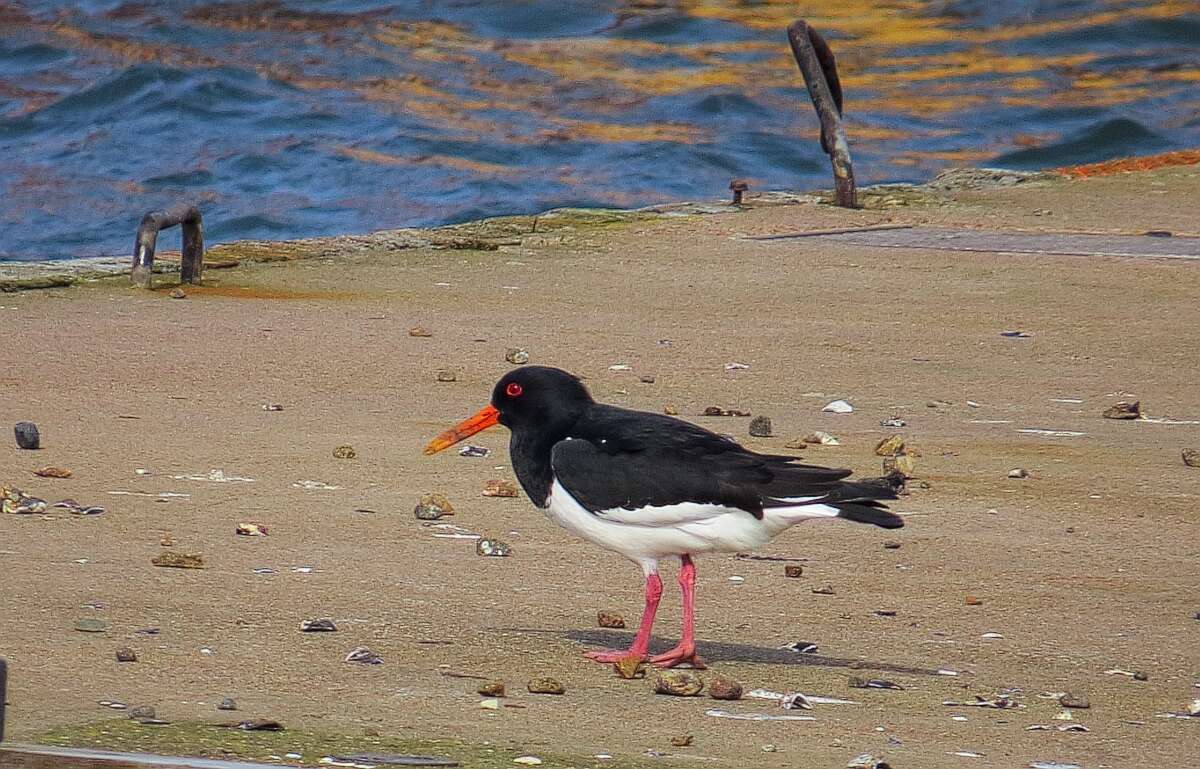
[
  {"left": 0, "top": 274, "right": 78, "bottom": 292},
  {"left": 32, "top": 718, "right": 672, "bottom": 769}
]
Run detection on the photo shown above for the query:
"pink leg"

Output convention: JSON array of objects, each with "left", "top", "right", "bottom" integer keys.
[
  {"left": 584, "top": 570, "right": 662, "bottom": 663},
  {"left": 649, "top": 555, "right": 706, "bottom": 669}
]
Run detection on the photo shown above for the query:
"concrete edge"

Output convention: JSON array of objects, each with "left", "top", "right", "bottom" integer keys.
[{"left": 0, "top": 168, "right": 1051, "bottom": 293}]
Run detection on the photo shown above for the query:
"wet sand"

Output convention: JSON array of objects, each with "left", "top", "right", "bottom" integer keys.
[{"left": 2, "top": 166, "right": 1199, "bottom": 768}]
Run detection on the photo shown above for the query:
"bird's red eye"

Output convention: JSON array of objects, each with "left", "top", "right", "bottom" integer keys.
[{"left": 506, "top": 382, "right": 523, "bottom": 397}]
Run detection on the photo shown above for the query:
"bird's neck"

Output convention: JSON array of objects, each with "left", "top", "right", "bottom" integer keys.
[{"left": 509, "top": 429, "right": 559, "bottom": 507}]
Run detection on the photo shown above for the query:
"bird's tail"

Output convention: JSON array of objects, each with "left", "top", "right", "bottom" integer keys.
[
  {"left": 833, "top": 500, "right": 904, "bottom": 529},
  {"left": 766, "top": 475, "right": 905, "bottom": 529},
  {"left": 831, "top": 474, "right": 904, "bottom": 528}
]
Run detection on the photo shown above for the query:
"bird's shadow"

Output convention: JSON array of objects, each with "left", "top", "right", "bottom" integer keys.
[{"left": 500, "top": 627, "right": 943, "bottom": 676}]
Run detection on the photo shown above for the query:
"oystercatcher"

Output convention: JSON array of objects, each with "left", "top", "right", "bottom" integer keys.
[{"left": 425, "top": 366, "right": 903, "bottom": 668}]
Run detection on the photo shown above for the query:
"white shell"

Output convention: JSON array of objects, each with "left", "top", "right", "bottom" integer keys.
[{"left": 822, "top": 399, "right": 853, "bottom": 413}]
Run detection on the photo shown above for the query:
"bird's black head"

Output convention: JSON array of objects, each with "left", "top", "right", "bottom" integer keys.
[
  {"left": 490, "top": 366, "right": 593, "bottom": 437},
  {"left": 424, "top": 366, "right": 593, "bottom": 455}
]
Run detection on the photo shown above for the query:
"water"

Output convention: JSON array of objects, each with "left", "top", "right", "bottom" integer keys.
[{"left": 1, "top": 0, "right": 1197, "bottom": 261}]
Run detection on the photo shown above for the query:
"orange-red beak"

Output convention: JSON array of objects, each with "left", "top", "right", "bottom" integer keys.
[{"left": 424, "top": 404, "right": 500, "bottom": 455}]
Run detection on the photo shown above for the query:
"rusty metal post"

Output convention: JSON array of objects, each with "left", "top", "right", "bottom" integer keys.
[
  {"left": 131, "top": 203, "right": 204, "bottom": 289},
  {"left": 1, "top": 657, "right": 7, "bottom": 743},
  {"left": 787, "top": 20, "right": 856, "bottom": 208}
]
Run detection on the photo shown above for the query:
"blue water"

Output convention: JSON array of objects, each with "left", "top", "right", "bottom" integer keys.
[{"left": 1, "top": 1, "right": 1197, "bottom": 260}]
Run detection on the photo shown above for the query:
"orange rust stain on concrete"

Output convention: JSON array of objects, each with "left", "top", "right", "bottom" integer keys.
[
  {"left": 1056, "top": 149, "right": 1200, "bottom": 178},
  {"left": 165, "top": 285, "right": 363, "bottom": 301}
]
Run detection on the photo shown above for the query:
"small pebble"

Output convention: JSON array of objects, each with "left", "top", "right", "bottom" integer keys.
[
  {"left": 703, "top": 406, "right": 749, "bottom": 417},
  {"left": 476, "top": 538, "right": 512, "bottom": 557},
  {"left": 707, "top": 674, "right": 743, "bottom": 700},
  {"left": 1059, "top": 692, "right": 1090, "bottom": 709},
  {"left": 597, "top": 609, "right": 626, "bottom": 629},
  {"left": 128, "top": 705, "right": 156, "bottom": 720},
  {"left": 75, "top": 618, "right": 107, "bottom": 633},
  {"left": 332, "top": 444, "right": 357, "bottom": 459},
  {"left": 235, "top": 719, "right": 283, "bottom": 731},
  {"left": 883, "top": 540, "right": 902, "bottom": 549},
  {"left": 784, "top": 564, "right": 803, "bottom": 578},
  {"left": 436, "top": 370, "right": 457, "bottom": 382},
  {"left": 613, "top": 654, "right": 644, "bottom": 680},
  {"left": 670, "top": 735, "right": 693, "bottom": 747},
  {"left": 152, "top": 551, "right": 204, "bottom": 569},
  {"left": 14, "top": 421, "right": 40, "bottom": 450},
  {"left": 882, "top": 453, "right": 916, "bottom": 478},
  {"left": 479, "top": 697, "right": 500, "bottom": 710},
  {"left": 505, "top": 348, "right": 530, "bottom": 365},
  {"left": 1008, "top": 468, "right": 1029, "bottom": 478},
  {"left": 299, "top": 618, "right": 337, "bottom": 632},
  {"left": 527, "top": 677, "right": 565, "bottom": 695},
  {"left": 1102, "top": 401, "right": 1140, "bottom": 419},
  {"left": 803, "top": 431, "right": 840, "bottom": 446},
  {"left": 414, "top": 493, "right": 454, "bottom": 520},
  {"left": 1182, "top": 448, "right": 1199, "bottom": 468},
  {"left": 115, "top": 647, "right": 137, "bottom": 662},
  {"left": 34, "top": 466, "right": 72, "bottom": 478},
  {"left": 217, "top": 697, "right": 238, "bottom": 711},
  {"left": 653, "top": 670, "right": 703, "bottom": 697},
  {"left": 965, "top": 595, "right": 983, "bottom": 605},
  {"left": 639, "top": 374, "right": 656, "bottom": 384},
  {"left": 477, "top": 680, "right": 505, "bottom": 697},
  {"left": 874, "top": 435, "right": 906, "bottom": 457},
  {"left": 811, "top": 584, "right": 835, "bottom": 595},
  {"left": 748, "top": 416, "right": 773, "bottom": 437},
  {"left": 408, "top": 327, "right": 432, "bottom": 337},
  {"left": 663, "top": 404, "right": 678, "bottom": 416},
  {"left": 482, "top": 479, "right": 519, "bottom": 497},
  {"left": 344, "top": 646, "right": 383, "bottom": 664},
  {"left": 513, "top": 758, "right": 542, "bottom": 766},
  {"left": 235, "top": 522, "right": 268, "bottom": 536},
  {"left": 781, "top": 641, "right": 818, "bottom": 653},
  {"left": 849, "top": 677, "right": 904, "bottom": 690},
  {"left": 168, "top": 287, "right": 186, "bottom": 299}
]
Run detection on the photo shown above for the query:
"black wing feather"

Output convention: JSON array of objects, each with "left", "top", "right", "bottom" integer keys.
[{"left": 552, "top": 404, "right": 898, "bottom": 523}]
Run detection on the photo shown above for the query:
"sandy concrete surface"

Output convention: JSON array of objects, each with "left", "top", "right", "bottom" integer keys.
[{"left": 2, "top": 166, "right": 1199, "bottom": 768}]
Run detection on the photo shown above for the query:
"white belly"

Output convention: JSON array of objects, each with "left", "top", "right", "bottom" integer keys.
[{"left": 543, "top": 479, "right": 836, "bottom": 561}]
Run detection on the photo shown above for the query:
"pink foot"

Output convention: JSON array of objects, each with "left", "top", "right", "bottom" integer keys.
[{"left": 649, "top": 643, "right": 706, "bottom": 669}]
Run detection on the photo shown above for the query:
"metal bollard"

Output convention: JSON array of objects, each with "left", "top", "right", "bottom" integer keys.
[
  {"left": 787, "top": 20, "right": 857, "bottom": 208},
  {"left": 131, "top": 203, "right": 205, "bottom": 289}
]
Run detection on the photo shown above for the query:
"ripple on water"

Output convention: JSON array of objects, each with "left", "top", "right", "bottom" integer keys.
[
  {"left": 993, "top": 118, "right": 1170, "bottom": 169},
  {"left": 0, "top": 1, "right": 1197, "bottom": 260}
]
